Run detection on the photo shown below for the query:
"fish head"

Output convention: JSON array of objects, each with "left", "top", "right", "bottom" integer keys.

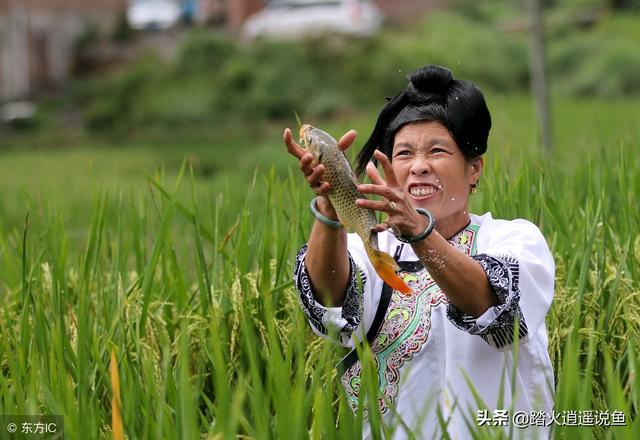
[{"left": 299, "top": 124, "right": 337, "bottom": 165}]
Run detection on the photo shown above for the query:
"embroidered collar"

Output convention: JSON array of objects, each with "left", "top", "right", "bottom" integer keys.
[
  {"left": 444, "top": 219, "right": 471, "bottom": 240},
  {"left": 394, "top": 220, "right": 480, "bottom": 273},
  {"left": 447, "top": 221, "right": 479, "bottom": 256}
]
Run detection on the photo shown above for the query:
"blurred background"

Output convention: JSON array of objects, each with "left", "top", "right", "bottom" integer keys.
[
  {"left": 0, "top": 0, "right": 639, "bottom": 227},
  {"left": 1, "top": 4, "right": 639, "bottom": 437}
]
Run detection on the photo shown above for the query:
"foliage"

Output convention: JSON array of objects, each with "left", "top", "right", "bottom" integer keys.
[
  {"left": 83, "top": 54, "right": 167, "bottom": 132},
  {"left": 68, "top": 10, "right": 640, "bottom": 136},
  {"left": 548, "top": 15, "right": 640, "bottom": 97},
  {"left": 174, "top": 31, "right": 238, "bottom": 74},
  {"left": 1, "top": 101, "right": 639, "bottom": 438}
]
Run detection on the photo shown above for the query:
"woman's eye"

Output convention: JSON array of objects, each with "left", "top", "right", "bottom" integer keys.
[
  {"left": 431, "top": 148, "right": 446, "bottom": 154},
  {"left": 395, "top": 150, "right": 410, "bottom": 157}
]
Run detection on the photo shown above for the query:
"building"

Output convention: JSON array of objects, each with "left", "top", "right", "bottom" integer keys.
[
  {"left": 0, "top": 0, "right": 126, "bottom": 101},
  {"left": 0, "top": 0, "right": 446, "bottom": 101}
]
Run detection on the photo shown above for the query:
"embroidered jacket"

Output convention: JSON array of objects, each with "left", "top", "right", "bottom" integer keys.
[{"left": 293, "top": 212, "right": 555, "bottom": 439}]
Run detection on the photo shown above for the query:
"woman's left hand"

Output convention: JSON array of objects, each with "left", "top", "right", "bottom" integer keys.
[{"left": 356, "top": 150, "right": 428, "bottom": 238}]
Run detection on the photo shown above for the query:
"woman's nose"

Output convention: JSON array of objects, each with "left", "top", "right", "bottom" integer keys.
[{"left": 410, "top": 157, "right": 431, "bottom": 175}]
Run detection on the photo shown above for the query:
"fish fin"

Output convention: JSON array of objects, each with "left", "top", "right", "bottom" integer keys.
[
  {"left": 369, "top": 230, "right": 379, "bottom": 249},
  {"left": 368, "top": 248, "right": 412, "bottom": 295}
]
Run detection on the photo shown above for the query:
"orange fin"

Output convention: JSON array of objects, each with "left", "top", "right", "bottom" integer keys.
[{"left": 370, "top": 249, "right": 412, "bottom": 295}]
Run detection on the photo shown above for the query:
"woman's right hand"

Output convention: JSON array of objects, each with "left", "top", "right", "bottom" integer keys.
[{"left": 283, "top": 128, "right": 358, "bottom": 197}]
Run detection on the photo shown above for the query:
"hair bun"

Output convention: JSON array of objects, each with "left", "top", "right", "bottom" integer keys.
[{"left": 409, "top": 65, "right": 453, "bottom": 95}]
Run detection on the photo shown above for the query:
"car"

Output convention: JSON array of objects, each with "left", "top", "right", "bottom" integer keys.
[
  {"left": 241, "top": 0, "right": 384, "bottom": 40},
  {"left": 127, "top": 0, "right": 182, "bottom": 30}
]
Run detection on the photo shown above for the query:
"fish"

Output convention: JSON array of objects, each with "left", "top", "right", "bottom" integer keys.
[{"left": 299, "top": 124, "right": 411, "bottom": 294}]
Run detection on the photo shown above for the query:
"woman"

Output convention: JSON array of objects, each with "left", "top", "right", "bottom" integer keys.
[{"left": 283, "top": 65, "right": 555, "bottom": 438}]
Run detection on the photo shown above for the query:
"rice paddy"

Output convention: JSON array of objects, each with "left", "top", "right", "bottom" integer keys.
[{"left": 0, "top": 97, "right": 638, "bottom": 439}]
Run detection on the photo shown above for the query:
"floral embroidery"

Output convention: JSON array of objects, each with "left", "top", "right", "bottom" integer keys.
[
  {"left": 293, "top": 245, "right": 364, "bottom": 336},
  {"left": 447, "top": 254, "right": 527, "bottom": 349},
  {"left": 341, "top": 224, "right": 480, "bottom": 414}
]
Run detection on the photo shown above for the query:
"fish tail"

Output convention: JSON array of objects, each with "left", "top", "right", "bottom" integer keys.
[{"left": 366, "top": 245, "right": 412, "bottom": 295}]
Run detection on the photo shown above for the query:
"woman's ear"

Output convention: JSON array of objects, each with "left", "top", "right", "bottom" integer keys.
[{"left": 469, "top": 156, "right": 484, "bottom": 182}]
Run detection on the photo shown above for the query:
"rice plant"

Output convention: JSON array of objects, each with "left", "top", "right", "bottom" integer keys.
[{"left": 0, "top": 141, "right": 638, "bottom": 439}]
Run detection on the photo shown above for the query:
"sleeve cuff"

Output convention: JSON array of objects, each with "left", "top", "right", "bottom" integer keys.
[
  {"left": 446, "top": 254, "right": 529, "bottom": 350},
  {"left": 293, "top": 244, "right": 364, "bottom": 338}
]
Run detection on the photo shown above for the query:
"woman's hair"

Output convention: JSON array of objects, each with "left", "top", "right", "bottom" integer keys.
[{"left": 355, "top": 65, "right": 491, "bottom": 176}]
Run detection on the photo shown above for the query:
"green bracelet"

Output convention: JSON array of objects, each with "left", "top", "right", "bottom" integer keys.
[
  {"left": 310, "top": 197, "right": 343, "bottom": 229},
  {"left": 395, "top": 208, "right": 436, "bottom": 243}
]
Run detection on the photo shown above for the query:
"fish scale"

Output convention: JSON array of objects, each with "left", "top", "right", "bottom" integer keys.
[
  {"left": 324, "top": 146, "right": 376, "bottom": 239},
  {"left": 300, "top": 124, "right": 411, "bottom": 295}
]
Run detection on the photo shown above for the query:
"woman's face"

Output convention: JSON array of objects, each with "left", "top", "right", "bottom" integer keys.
[{"left": 391, "top": 120, "right": 483, "bottom": 230}]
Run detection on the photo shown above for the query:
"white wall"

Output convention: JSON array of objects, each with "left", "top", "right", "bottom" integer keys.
[
  {"left": 0, "top": 6, "right": 31, "bottom": 100},
  {"left": 1, "top": 5, "right": 115, "bottom": 101}
]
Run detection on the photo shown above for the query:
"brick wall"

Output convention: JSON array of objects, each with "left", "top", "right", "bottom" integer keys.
[
  {"left": 373, "top": 0, "right": 448, "bottom": 23},
  {"left": 227, "top": 0, "right": 263, "bottom": 32}
]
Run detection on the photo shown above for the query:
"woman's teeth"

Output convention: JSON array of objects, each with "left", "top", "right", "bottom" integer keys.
[{"left": 410, "top": 186, "right": 437, "bottom": 197}]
